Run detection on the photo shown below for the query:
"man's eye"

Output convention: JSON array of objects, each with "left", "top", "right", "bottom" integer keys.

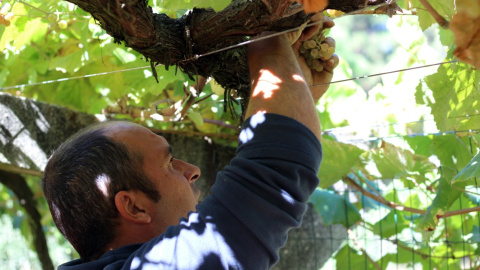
[{"left": 169, "top": 157, "right": 175, "bottom": 164}]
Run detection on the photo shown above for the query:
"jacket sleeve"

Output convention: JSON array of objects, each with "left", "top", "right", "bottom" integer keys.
[{"left": 124, "top": 113, "right": 322, "bottom": 270}]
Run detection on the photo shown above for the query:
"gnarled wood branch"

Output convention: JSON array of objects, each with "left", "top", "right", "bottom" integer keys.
[{"left": 65, "top": 0, "right": 389, "bottom": 108}]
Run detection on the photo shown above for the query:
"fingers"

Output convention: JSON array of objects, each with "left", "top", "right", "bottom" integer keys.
[
  {"left": 287, "top": 21, "right": 310, "bottom": 45},
  {"left": 323, "top": 37, "right": 335, "bottom": 49},
  {"left": 322, "top": 16, "right": 335, "bottom": 29},
  {"left": 323, "top": 54, "right": 339, "bottom": 73},
  {"left": 298, "top": 13, "right": 323, "bottom": 43},
  {"left": 289, "top": 12, "right": 328, "bottom": 45}
]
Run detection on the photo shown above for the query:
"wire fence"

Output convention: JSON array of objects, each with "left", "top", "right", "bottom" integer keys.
[{"left": 273, "top": 125, "right": 480, "bottom": 270}]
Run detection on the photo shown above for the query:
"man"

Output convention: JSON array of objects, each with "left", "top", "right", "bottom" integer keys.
[{"left": 42, "top": 14, "right": 338, "bottom": 269}]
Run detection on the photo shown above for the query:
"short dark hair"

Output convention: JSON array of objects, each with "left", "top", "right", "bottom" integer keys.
[{"left": 42, "top": 122, "right": 160, "bottom": 261}]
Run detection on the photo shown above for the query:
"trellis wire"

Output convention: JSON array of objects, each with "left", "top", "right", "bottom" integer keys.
[{"left": 0, "top": 59, "right": 459, "bottom": 92}]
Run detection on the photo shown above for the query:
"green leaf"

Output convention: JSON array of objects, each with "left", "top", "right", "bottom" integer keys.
[
  {"left": 414, "top": 81, "right": 427, "bottom": 105},
  {"left": 452, "top": 153, "right": 480, "bottom": 183},
  {"left": 160, "top": 0, "right": 230, "bottom": 11},
  {"left": 431, "top": 135, "right": 474, "bottom": 170},
  {"left": 318, "top": 139, "right": 364, "bottom": 188},
  {"left": 334, "top": 245, "right": 379, "bottom": 270},
  {"left": 410, "top": 0, "right": 454, "bottom": 31},
  {"left": 382, "top": 240, "right": 434, "bottom": 268},
  {"left": 368, "top": 142, "right": 435, "bottom": 181},
  {"left": 405, "top": 135, "right": 433, "bottom": 157},
  {"left": 424, "top": 64, "right": 480, "bottom": 132},
  {"left": 308, "top": 189, "right": 361, "bottom": 227},
  {"left": 187, "top": 110, "right": 203, "bottom": 128},
  {"left": 438, "top": 27, "right": 455, "bottom": 47},
  {"left": 50, "top": 48, "right": 85, "bottom": 74},
  {"left": 468, "top": 226, "right": 480, "bottom": 243},
  {"left": 371, "top": 211, "right": 410, "bottom": 238},
  {"left": 417, "top": 174, "right": 463, "bottom": 235}
]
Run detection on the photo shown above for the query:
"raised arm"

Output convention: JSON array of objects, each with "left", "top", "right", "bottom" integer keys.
[
  {"left": 246, "top": 34, "right": 322, "bottom": 138},
  {"left": 246, "top": 15, "right": 338, "bottom": 139}
]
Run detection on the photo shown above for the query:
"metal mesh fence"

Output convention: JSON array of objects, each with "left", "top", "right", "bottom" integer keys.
[{"left": 275, "top": 127, "right": 480, "bottom": 270}]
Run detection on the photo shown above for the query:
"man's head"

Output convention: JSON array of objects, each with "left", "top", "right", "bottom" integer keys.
[{"left": 42, "top": 121, "right": 201, "bottom": 261}]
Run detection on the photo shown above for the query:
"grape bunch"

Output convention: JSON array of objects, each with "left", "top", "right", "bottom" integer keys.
[
  {"left": 0, "top": 2, "right": 13, "bottom": 27},
  {"left": 299, "top": 32, "right": 336, "bottom": 72}
]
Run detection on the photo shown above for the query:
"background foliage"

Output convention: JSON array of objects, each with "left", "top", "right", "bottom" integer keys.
[{"left": 1, "top": 0, "right": 480, "bottom": 269}]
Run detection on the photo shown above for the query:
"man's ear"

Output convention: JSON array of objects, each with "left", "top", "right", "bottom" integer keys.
[{"left": 114, "top": 190, "right": 152, "bottom": 224}]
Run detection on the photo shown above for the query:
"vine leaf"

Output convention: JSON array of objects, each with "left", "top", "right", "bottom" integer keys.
[
  {"left": 450, "top": 0, "right": 480, "bottom": 69},
  {"left": 371, "top": 211, "right": 410, "bottom": 238},
  {"left": 308, "top": 189, "right": 361, "bottom": 227},
  {"left": 318, "top": 139, "right": 364, "bottom": 188},
  {"left": 187, "top": 111, "right": 204, "bottom": 128},
  {"left": 367, "top": 188, "right": 411, "bottom": 238},
  {"left": 334, "top": 245, "right": 379, "bottom": 270},
  {"left": 409, "top": 0, "right": 454, "bottom": 31},
  {"left": 160, "top": 0, "right": 231, "bottom": 11},
  {"left": 417, "top": 172, "right": 463, "bottom": 235},
  {"left": 367, "top": 142, "right": 435, "bottom": 182},
  {"left": 422, "top": 63, "right": 480, "bottom": 132},
  {"left": 452, "top": 153, "right": 480, "bottom": 184}
]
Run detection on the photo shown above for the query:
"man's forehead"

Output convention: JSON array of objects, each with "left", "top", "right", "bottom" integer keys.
[{"left": 102, "top": 121, "right": 167, "bottom": 145}]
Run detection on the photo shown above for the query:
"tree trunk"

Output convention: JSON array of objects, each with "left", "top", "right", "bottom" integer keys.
[
  {"left": 0, "top": 170, "right": 54, "bottom": 270},
  {"left": 64, "top": 0, "right": 388, "bottom": 106}
]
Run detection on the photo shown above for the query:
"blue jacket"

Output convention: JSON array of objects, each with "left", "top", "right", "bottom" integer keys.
[{"left": 58, "top": 113, "right": 322, "bottom": 270}]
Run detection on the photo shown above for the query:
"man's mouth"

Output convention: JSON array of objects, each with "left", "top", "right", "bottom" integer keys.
[{"left": 191, "top": 183, "right": 201, "bottom": 200}]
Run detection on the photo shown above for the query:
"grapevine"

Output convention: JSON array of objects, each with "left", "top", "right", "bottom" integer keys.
[
  {"left": 299, "top": 31, "right": 336, "bottom": 72},
  {"left": 0, "top": 2, "right": 13, "bottom": 27}
]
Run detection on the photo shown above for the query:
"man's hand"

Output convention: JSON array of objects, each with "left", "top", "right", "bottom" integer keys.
[{"left": 289, "top": 14, "right": 339, "bottom": 103}]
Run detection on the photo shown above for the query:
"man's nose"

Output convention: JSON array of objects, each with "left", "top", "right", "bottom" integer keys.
[{"left": 176, "top": 159, "right": 201, "bottom": 183}]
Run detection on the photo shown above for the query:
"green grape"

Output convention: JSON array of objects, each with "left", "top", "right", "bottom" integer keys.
[
  {"left": 48, "top": 13, "right": 57, "bottom": 22},
  {"left": 322, "top": 47, "right": 335, "bottom": 60},
  {"left": 307, "top": 40, "right": 316, "bottom": 49},
  {"left": 58, "top": 20, "right": 68, "bottom": 29},
  {"left": 299, "top": 32, "right": 334, "bottom": 72},
  {"left": 320, "top": 43, "right": 329, "bottom": 52},
  {"left": 302, "top": 41, "right": 310, "bottom": 50}
]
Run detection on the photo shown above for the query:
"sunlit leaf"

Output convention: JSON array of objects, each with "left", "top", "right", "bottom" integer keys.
[
  {"left": 430, "top": 135, "right": 475, "bottom": 171},
  {"left": 417, "top": 172, "right": 464, "bottom": 235},
  {"left": 318, "top": 139, "right": 364, "bottom": 188},
  {"left": 159, "top": 0, "right": 230, "bottom": 11},
  {"left": 334, "top": 245, "right": 379, "bottom": 270},
  {"left": 410, "top": 0, "right": 454, "bottom": 31},
  {"left": 371, "top": 210, "right": 410, "bottom": 238},
  {"left": 452, "top": 153, "right": 480, "bottom": 183},
  {"left": 368, "top": 142, "right": 435, "bottom": 180},
  {"left": 423, "top": 63, "right": 480, "bottom": 132}
]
